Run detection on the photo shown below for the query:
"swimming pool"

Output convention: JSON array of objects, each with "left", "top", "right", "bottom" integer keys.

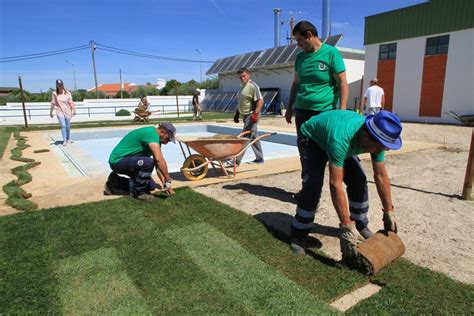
[{"left": 49, "top": 124, "right": 299, "bottom": 176}]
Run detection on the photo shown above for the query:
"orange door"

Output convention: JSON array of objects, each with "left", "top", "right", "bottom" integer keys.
[
  {"left": 376, "top": 60, "right": 396, "bottom": 112},
  {"left": 419, "top": 54, "right": 447, "bottom": 117}
]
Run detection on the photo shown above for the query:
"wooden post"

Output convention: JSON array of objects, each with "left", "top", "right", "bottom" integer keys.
[
  {"left": 461, "top": 129, "right": 474, "bottom": 200},
  {"left": 358, "top": 75, "right": 364, "bottom": 113},
  {"left": 18, "top": 76, "right": 28, "bottom": 129},
  {"left": 175, "top": 83, "right": 180, "bottom": 118}
]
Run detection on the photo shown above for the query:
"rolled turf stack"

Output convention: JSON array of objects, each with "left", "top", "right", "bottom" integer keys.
[{"left": 357, "top": 231, "right": 406, "bottom": 275}]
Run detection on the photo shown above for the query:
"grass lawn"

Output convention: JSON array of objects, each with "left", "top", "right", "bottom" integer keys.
[{"left": 1, "top": 188, "right": 473, "bottom": 314}]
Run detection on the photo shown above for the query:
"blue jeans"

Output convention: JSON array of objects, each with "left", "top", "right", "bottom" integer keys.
[
  {"left": 57, "top": 116, "right": 71, "bottom": 142},
  {"left": 236, "top": 113, "right": 263, "bottom": 164}
]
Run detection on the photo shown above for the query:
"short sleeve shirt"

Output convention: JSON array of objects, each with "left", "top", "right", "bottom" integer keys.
[
  {"left": 294, "top": 44, "right": 346, "bottom": 112},
  {"left": 238, "top": 80, "right": 263, "bottom": 115},
  {"left": 300, "top": 110, "right": 385, "bottom": 167},
  {"left": 109, "top": 126, "right": 161, "bottom": 164}
]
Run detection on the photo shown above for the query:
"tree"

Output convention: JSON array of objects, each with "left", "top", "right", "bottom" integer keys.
[{"left": 115, "top": 90, "right": 130, "bottom": 99}]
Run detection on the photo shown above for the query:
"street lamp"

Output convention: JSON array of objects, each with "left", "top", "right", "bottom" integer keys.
[
  {"left": 65, "top": 60, "right": 77, "bottom": 91},
  {"left": 195, "top": 48, "right": 202, "bottom": 83}
]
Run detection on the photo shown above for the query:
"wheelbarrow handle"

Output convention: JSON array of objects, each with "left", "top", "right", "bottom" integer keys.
[{"left": 233, "top": 132, "right": 277, "bottom": 158}]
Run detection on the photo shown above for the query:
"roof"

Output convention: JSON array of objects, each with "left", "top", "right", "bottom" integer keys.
[
  {"left": 365, "top": 0, "right": 474, "bottom": 45},
  {"left": 87, "top": 83, "right": 136, "bottom": 92},
  {"left": 206, "top": 36, "right": 365, "bottom": 75}
]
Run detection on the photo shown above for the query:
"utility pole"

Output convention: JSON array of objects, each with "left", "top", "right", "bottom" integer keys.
[
  {"left": 119, "top": 68, "right": 123, "bottom": 99},
  {"left": 90, "top": 40, "right": 99, "bottom": 98},
  {"left": 65, "top": 60, "right": 77, "bottom": 91},
  {"left": 195, "top": 48, "right": 202, "bottom": 83},
  {"left": 273, "top": 8, "right": 282, "bottom": 47}
]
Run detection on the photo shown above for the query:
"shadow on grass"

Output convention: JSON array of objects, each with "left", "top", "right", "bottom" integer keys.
[{"left": 254, "top": 212, "right": 337, "bottom": 268}]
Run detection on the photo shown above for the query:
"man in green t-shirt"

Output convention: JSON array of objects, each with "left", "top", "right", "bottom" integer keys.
[
  {"left": 106, "top": 122, "right": 176, "bottom": 201},
  {"left": 290, "top": 110, "right": 402, "bottom": 266},
  {"left": 284, "top": 21, "right": 349, "bottom": 200}
]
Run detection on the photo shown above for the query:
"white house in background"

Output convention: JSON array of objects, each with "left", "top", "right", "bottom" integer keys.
[
  {"left": 363, "top": 0, "right": 474, "bottom": 124},
  {"left": 205, "top": 39, "right": 365, "bottom": 113}
]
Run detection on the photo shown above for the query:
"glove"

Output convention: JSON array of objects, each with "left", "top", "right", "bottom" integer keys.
[
  {"left": 339, "top": 222, "right": 365, "bottom": 263},
  {"left": 383, "top": 209, "right": 397, "bottom": 233},
  {"left": 164, "top": 178, "right": 172, "bottom": 190},
  {"left": 233, "top": 111, "right": 240, "bottom": 123},
  {"left": 50, "top": 112, "right": 54, "bottom": 118},
  {"left": 250, "top": 112, "right": 258, "bottom": 123}
]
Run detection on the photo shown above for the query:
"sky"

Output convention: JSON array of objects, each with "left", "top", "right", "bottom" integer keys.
[{"left": 0, "top": 0, "right": 425, "bottom": 93}]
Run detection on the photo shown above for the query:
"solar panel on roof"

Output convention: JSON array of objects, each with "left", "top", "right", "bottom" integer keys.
[
  {"left": 233, "top": 52, "right": 254, "bottom": 71},
  {"left": 242, "top": 51, "right": 262, "bottom": 69},
  {"left": 201, "top": 93, "right": 218, "bottom": 111},
  {"left": 324, "top": 34, "right": 343, "bottom": 46},
  {"left": 262, "top": 90, "right": 279, "bottom": 113},
  {"left": 275, "top": 44, "right": 298, "bottom": 64},
  {"left": 223, "top": 54, "right": 244, "bottom": 73},
  {"left": 287, "top": 45, "right": 302, "bottom": 64},
  {"left": 206, "top": 58, "right": 224, "bottom": 75},
  {"left": 217, "top": 56, "right": 237, "bottom": 73},
  {"left": 213, "top": 57, "right": 231, "bottom": 73},
  {"left": 263, "top": 46, "right": 287, "bottom": 66},
  {"left": 253, "top": 49, "right": 275, "bottom": 68},
  {"left": 214, "top": 93, "right": 233, "bottom": 112}
]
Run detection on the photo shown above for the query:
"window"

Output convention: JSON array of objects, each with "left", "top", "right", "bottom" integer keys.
[
  {"left": 379, "top": 43, "right": 397, "bottom": 60},
  {"left": 425, "top": 35, "right": 449, "bottom": 55}
]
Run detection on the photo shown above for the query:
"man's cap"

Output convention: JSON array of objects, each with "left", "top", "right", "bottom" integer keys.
[
  {"left": 370, "top": 78, "right": 378, "bottom": 84},
  {"left": 158, "top": 122, "right": 176, "bottom": 143},
  {"left": 195, "top": 88, "right": 201, "bottom": 92},
  {"left": 56, "top": 79, "right": 64, "bottom": 86},
  {"left": 365, "top": 110, "right": 402, "bottom": 150}
]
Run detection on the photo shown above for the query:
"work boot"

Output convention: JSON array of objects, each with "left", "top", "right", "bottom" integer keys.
[
  {"left": 359, "top": 227, "right": 374, "bottom": 239},
  {"left": 290, "top": 237, "right": 307, "bottom": 256},
  {"left": 103, "top": 183, "right": 112, "bottom": 196}
]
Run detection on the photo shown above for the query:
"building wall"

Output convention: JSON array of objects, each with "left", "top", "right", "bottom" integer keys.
[
  {"left": 219, "top": 57, "right": 364, "bottom": 110},
  {"left": 364, "top": 28, "right": 473, "bottom": 123}
]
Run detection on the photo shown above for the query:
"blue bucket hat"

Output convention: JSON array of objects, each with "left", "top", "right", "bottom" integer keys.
[{"left": 365, "top": 110, "right": 402, "bottom": 150}]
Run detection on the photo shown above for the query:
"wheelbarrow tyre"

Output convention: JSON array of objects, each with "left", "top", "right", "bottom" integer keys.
[{"left": 182, "top": 154, "right": 208, "bottom": 181}]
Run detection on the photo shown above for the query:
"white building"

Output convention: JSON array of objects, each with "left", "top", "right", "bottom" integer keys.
[
  {"left": 364, "top": 0, "right": 474, "bottom": 124},
  {"left": 205, "top": 40, "right": 365, "bottom": 113}
]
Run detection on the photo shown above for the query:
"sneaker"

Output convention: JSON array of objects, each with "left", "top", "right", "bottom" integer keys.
[
  {"left": 248, "top": 158, "right": 264, "bottom": 164},
  {"left": 62, "top": 141, "right": 67, "bottom": 146},
  {"left": 359, "top": 227, "right": 374, "bottom": 239},
  {"left": 290, "top": 237, "right": 306, "bottom": 256},
  {"left": 134, "top": 193, "right": 155, "bottom": 202}
]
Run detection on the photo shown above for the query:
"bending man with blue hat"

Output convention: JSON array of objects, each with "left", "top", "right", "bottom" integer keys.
[{"left": 290, "top": 109, "right": 402, "bottom": 265}]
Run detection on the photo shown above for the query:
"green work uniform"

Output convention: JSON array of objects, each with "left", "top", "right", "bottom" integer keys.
[
  {"left": 294, "top": 43, "right": 346, "bottom": 112},
  {"left": 301, "top": 110, "right": 384, "bottom": 167},
  {"left": 109, "top": 126, "right": 161, "bottom": 164},
  {"left": 238, "top": 80, "right": 263, "bottom": 116}
]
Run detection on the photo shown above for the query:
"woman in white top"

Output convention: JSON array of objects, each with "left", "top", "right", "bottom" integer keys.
[{"left": 50, "top": 79, "right": 76, "bottom": 145}]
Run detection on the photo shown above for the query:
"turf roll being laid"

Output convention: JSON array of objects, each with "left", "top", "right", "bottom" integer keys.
[{"left": 357, "top": 231, "right": 405, "bottom": 275}]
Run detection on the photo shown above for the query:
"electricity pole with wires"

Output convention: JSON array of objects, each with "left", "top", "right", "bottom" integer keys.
[{"left": 90, "top": 40, "right": 99, "bottom": 98}]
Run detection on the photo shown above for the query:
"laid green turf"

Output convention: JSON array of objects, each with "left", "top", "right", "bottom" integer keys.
[{"left": 0, "top": 188, "right": 473, "bottom": 314}]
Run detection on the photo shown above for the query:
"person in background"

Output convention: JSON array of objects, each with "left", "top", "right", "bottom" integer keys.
[
  {"left": 232, "top": 67, "right": 264, "bottom": 166},
  {"left": 284, "top": 21, "right": 348, "bottom": 200},
  {"left": 50, "top": 79, "right": 76, "bottom": 145},
  {"left": 363, "top": 78, "right": 385, "bottom": 115},
  {"left": 290, "top": 110, "right": 401, "bottom": 266},
  {"left": 192, "top": 88, "right": 202, "bottom": 121},
  {"left": 107, "top": 122, "right": 177, "bottom": 201}
]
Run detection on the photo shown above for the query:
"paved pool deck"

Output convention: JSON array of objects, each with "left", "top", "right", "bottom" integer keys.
[{"left": 0, "top": 119, "right": 443, "bottom": 214}]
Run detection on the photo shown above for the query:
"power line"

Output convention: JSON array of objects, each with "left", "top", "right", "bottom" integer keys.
[
  {"left": 0, "top": 46, "right": 89, "bottom": 63},
  {"left": 95, "top": 42, "right": 214, "bottom": 63}
]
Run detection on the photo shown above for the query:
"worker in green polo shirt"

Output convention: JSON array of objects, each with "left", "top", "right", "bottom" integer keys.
[
  {"left": 106, "top": 122, "right": 176, "bottom": 201},
  {"left": 290, "top": 110, "right": 401, "bottom": 266},
  {"left": 284, "top": 20, "right": 349, "bottom": 200}
]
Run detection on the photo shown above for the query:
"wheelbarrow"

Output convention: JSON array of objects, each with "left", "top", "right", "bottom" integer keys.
[
  {"left": 178, "top": 131, "right": 276, "bottom": 181},
  {"left": 445, "top": 111, "right": 474, "bottom": 126}
]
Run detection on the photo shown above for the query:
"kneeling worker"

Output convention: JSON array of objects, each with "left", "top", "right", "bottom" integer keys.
[
  {"left": 107, "top": 122, "right": 177, "bottom": 200},
  {"left": 290, "top": 110, "right": 401, "bottom": 265}
]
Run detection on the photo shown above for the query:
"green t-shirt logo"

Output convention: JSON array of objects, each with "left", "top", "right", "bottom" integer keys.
[{"left": 318, "top": 63, "right": 327, "bottom": 71}]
